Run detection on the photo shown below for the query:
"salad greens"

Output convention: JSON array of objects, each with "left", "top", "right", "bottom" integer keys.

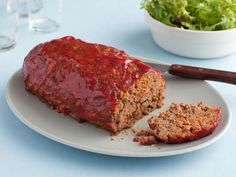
[{"left": 141, "top": 0, "right": 236, "bottom": 31}]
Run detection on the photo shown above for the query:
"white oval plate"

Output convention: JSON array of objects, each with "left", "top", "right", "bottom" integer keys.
[{"left": 5, "top": 58, "right": 230, "bottom": 157}]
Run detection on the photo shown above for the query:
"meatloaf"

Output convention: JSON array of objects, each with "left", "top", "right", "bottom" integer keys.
[
  {"left": 134, "top": 102, "right": 221, "bottom": 144},
  {"left": 23, "top": 36, "right": 166, "bottom": 134}
]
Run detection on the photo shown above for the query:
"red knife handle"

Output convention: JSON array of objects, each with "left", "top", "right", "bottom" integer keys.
[{"left": 169, "top": 64, "right": 236, "bottom": 85}]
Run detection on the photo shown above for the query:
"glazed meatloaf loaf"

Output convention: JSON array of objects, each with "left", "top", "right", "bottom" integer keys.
[
  {"left": 134, "top": 102, "right": 221, "bottom": 144},
  {"left": 23, "top": 36, "right": 166, "bottom": 134}
]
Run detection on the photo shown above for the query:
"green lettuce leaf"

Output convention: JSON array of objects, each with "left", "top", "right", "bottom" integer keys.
[{"left": 141, "top": 0, "right": 236, "bottom": 31}]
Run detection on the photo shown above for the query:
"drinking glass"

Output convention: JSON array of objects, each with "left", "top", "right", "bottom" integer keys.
[
  {"left": 0, "top": 0, "right": 18, "bottom": 51},
  {"left": 18, "top": 0, "right": 42, "bottom": 17},
  {"left": 27, "top": 0, "right": 62, "bottom": 32}
]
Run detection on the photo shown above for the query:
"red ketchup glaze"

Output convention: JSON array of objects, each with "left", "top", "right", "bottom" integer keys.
[{"left": 23, "top": 36, "right": 158, "bottom": 125}]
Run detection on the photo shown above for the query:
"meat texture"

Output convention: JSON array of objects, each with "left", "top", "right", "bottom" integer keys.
[{"left": 134, "top": 102, "right": 221, "bottom": 144}]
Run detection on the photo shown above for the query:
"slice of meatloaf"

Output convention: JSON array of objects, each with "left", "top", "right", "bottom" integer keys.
[
  {"left": 22, "top": 36, "right": 166, "bottom": 134},
  {"left": 134, "top": 102, "right": 221, "bottom": 144}
]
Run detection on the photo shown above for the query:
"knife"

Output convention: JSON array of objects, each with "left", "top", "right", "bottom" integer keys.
[{"left": 144, "top": 62, "right": 236, "bottom": 85}]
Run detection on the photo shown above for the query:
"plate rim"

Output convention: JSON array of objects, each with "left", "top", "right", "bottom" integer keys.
[{"left": 5, "top": 57, "right": 231, "bottom": 157}]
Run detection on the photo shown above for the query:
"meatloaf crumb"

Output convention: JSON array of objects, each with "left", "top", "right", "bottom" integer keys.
[
  {"left": 133, "top": 129, "right": 158, "bottom": 145},
  {"left": 134, "top": 102, "right": 221, "bottom": 145}
]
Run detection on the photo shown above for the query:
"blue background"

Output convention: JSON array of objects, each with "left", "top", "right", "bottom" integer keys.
[{"left": 0, "top": 0, "right": 235, "bottom": 176}]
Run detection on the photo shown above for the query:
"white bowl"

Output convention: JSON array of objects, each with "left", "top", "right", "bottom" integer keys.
[{"left": 145, "top": 11, "right": 236, "bottom": 59}]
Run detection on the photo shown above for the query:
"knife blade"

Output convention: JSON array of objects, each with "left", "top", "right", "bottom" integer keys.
[
  {"left": 144, "top": 62, "right": 170, "bottom": 74},
  {"left": 144, "top": 61, "right": 236, "bottom": 85}
]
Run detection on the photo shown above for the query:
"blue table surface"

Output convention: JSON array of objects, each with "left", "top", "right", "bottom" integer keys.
[{"left": 1, "top": 0, "right": 236, "bottom": 176}]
